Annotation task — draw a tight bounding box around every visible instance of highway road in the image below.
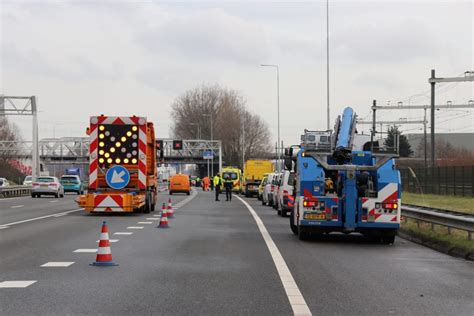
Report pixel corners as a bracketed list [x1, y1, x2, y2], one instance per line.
[1, 190, 473, 315]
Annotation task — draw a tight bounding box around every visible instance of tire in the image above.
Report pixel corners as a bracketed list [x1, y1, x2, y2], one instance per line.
[143, 191, 152, 213]
[169, 191, 173, 195]
[31, 194, 35, 198]
[298, 226, 308, 241]
[262, 199, 266, 206]
[55, 192, 60, 198]
[60, 193, 64, 198]
[187, 191, 190, 195]
[290, 209, 298, 235]
[381, 235, 395, 244]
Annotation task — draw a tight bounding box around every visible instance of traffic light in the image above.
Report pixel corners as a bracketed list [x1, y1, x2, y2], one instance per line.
[156, 140, 163, 150]
[173, 140, 183, 150]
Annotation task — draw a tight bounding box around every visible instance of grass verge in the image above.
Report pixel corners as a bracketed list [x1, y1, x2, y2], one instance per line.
[401, 219, 474, 260]
[402, 192, 474, 215]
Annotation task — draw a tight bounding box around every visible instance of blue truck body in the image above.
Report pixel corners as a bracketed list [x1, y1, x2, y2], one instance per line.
[290, 107, 401, 243]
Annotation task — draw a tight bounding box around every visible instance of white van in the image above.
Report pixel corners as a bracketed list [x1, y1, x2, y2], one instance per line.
[277, 170, 295, 216]
[263, 172, 276, 206]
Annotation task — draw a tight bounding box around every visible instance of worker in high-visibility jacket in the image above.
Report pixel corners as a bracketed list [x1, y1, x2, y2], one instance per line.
[223, 174, 233, 201]
[213, 174, 222, 201]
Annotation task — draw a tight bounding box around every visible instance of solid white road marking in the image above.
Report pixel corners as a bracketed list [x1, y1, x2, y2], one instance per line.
[0, 209, 82, 228]
[114, 232, 133, 235]
[236, 196, 312, 316]
[0, 281, 37, 288]
[0, 196, 30, 202]
[127, 226, 144, 229]
[0, 226, 10, 230]
[96, 239, 119, 243]
[11, 205, 24, 208]
[73, 249, 97, 253]
[41, 262, 75, 267]
[137, 221, 152, 224]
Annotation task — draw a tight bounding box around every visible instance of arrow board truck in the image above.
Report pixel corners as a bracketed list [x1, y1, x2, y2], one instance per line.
[76, 115, 158, 213]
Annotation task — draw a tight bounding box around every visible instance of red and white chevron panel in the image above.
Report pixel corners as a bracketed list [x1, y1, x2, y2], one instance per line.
[138, 123, 147, 190]
[88, 115, 147, 190]
[89, 118, 99, 189]
[362, 183, 400, 223]
[93, 194, 124, 212]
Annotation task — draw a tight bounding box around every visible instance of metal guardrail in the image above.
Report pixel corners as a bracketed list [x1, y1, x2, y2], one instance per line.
[402, 205, 474, 240]
[0, 186, 32, 198]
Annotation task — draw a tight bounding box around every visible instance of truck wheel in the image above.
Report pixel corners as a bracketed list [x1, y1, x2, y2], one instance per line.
[169, 191, 173, 195]
[143, 191, 152, 213]
[381, 235, 395, 244]
[187, 191, 190, 195]
[298, 226, 308, 241]
[290, 209, 298, 235]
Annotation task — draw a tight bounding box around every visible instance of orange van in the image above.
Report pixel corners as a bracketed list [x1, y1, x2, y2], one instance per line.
[169, 174, 190, 195]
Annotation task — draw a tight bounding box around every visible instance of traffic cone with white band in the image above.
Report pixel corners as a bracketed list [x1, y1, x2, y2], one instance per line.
[167, 198, 174, 218]
[91, 221, 118, 266]
[157, 203, 169, 228]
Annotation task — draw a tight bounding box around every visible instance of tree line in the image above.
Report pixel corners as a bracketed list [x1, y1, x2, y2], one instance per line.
[170, 85, 272, 168]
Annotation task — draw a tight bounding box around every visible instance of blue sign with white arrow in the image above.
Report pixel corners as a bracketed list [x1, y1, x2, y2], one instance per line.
[105, 165, 130, 190]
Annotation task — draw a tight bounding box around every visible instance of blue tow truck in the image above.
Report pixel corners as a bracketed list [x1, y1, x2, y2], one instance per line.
[287, 107, 401, 243]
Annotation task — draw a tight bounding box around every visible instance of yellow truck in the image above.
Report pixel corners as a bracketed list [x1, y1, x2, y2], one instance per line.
[221, 167, 242, 193]
[242, 160, 274, 197]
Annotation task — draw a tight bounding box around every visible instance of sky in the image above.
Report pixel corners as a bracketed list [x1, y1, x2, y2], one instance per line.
[1, 0, 473, 147]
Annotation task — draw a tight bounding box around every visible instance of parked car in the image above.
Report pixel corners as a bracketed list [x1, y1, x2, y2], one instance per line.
[272, 173, 283, 210]
[23, 175, 33, 186]
[31, 176, 64, 198]
[60, 175, 84, 195]
[0, 178, 10, 187]
[258, 174, 268, 201]
[263, 173, 276, 206]
[169, 174, 191, 195]
[276, 170, 295, 216]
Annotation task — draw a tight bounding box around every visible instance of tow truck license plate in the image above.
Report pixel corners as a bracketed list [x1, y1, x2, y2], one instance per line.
[304, 213, 325, 220]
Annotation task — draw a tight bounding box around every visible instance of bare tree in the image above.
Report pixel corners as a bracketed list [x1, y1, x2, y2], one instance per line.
[171, 85, 272, 168]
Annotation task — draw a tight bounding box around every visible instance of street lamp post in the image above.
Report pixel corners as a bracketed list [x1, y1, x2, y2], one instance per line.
[261, 64, 280, 172]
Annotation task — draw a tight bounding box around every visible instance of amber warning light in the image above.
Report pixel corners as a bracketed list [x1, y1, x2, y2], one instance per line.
[98, 124, 139, 167]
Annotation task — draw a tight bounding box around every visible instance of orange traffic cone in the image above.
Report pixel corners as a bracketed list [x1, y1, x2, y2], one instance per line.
[157, 203, 169, 228]
[167, 198, 174, 218]
[91, 221, 118, 266]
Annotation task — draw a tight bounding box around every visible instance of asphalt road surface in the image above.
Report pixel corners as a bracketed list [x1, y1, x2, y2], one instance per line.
[1, 190, 473, 315]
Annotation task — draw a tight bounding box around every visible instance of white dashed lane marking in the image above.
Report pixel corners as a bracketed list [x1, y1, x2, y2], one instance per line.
[0, 281, 37, 288]
[146, 218, 160, 221]
[137, 222, 152, 224]
[50, 200, 59, 203]
[0, 209, 82, 228]
[73, 249, 97, 253]
[127, 226, 144, 229]
[41, 262, 75, 267]
[114, 232, 133, 235]
[236, 196, 312, 316]
[0, 226, 9, 230]
[10, 205, 24, 209]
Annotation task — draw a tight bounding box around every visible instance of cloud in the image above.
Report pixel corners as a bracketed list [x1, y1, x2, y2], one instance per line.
[137, 8, 270, 64]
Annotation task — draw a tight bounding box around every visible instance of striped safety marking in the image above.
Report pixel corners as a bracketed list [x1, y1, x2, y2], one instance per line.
[362, 183, 400, 223]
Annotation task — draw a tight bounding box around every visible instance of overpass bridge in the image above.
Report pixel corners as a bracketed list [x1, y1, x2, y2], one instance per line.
[0, 138, 223, 172]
